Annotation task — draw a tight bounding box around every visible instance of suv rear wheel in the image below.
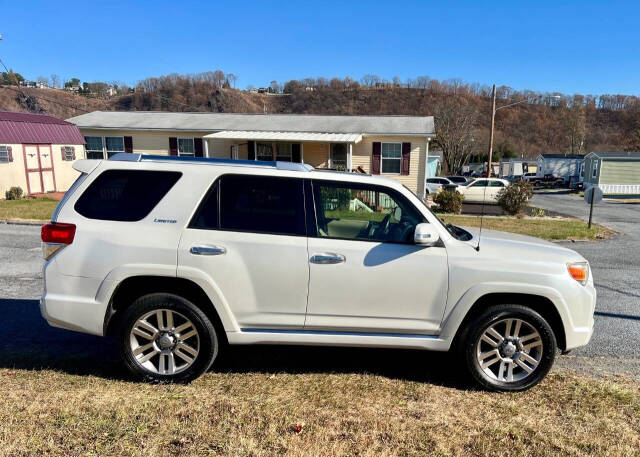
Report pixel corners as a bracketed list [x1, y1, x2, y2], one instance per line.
[119, 293, 219, 383]
[459, 304, 557, 392]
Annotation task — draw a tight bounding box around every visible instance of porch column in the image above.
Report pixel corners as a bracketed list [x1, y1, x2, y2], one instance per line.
[348, 143, 353, 171]
[203, 138, 210, 158]
[421, 137, 430, 199]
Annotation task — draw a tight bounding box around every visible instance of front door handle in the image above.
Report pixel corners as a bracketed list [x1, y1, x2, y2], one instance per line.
[190, 245, 226, 256]
[310, 252, 346, 264]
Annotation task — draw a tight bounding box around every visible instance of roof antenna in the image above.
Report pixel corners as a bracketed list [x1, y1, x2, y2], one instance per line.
[475, 172, 488, 252]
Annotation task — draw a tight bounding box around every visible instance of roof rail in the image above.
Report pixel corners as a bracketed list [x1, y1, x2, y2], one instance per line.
[108, 153, 314, 172]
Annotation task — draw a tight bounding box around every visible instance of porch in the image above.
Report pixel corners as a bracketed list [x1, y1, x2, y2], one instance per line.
[202, 131, 362, 171]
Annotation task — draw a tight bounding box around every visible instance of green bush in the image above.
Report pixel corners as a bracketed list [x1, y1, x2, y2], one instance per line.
[433, 189, 464, 214]
[5, 187, 24, 200]
[497, 181, 533, 215]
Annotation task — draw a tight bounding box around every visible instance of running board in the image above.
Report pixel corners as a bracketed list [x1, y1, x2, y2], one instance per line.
[226, 328, 452, 351]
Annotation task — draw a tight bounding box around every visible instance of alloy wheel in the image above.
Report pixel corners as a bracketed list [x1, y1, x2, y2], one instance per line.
[475, 318, 543, 383]
[129, 308, 200, 375]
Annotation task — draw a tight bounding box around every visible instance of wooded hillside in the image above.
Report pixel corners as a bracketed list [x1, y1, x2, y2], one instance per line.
[2, 72, 639, 160]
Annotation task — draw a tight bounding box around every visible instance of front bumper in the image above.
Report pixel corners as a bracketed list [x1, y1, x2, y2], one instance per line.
[562, 282, 596, 351]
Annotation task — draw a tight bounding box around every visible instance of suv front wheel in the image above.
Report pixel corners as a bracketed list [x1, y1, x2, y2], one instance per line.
[459, 304, 557, 392]
[119, 293, 219, 383]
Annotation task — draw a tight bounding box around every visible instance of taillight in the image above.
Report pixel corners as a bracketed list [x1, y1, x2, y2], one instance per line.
[41, 223, 76, 260]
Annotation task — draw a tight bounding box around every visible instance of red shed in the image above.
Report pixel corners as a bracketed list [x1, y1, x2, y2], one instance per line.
[0, 110, 86, 197]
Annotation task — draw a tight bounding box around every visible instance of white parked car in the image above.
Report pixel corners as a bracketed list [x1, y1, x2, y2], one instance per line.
[40, 154, 595, 391]
[425, 177, 455, 194]
[457, 178, 510, 203]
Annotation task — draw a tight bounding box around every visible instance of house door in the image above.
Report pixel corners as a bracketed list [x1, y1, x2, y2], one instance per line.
[24, 144, 56, 195]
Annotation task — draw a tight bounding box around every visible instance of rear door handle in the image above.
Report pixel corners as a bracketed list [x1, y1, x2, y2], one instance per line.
[190, 245, 226, 256]
[310, 252, 345, 264]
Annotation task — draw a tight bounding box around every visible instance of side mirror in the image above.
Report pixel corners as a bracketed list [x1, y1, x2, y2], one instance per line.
[414, 223, 440, 246]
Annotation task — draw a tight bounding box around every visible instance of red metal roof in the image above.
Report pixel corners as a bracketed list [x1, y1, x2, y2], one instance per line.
[0, 110, 85, 145]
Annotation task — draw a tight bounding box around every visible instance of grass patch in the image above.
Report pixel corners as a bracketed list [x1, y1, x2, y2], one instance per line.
[439, 214, 611, 241]
[0, 368, 638, 456]
[0, 197, 58, 221]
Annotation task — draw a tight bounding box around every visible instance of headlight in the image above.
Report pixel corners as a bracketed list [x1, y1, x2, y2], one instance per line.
[567, 262, 589, 285]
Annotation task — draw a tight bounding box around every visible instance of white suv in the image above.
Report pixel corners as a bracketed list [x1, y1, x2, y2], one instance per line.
[40, 154, 595, 391]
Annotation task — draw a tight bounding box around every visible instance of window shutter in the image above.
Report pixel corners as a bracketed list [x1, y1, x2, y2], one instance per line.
[194, 138, 204, 157]
[169, 137, 178, 156]
[7, 146, 12, 162]
[247, 141, 256, 160]
[71, 146, 76, 160]
[61, 146, 67, 161]
[401, 142, 411, 175]
[371, 142, 381, 174]
[292, 143, 301, 163]
[124, 136, 133, 153]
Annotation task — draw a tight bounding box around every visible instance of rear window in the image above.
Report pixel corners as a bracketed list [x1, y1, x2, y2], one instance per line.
[75, 169, 181, 221]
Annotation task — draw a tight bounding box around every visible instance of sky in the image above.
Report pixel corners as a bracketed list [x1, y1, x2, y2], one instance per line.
[1, 0, 639, 95]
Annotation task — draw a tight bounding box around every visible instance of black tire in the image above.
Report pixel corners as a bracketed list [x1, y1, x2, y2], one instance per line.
[119, 293, 219, 383]
[457, 304, 556, 392]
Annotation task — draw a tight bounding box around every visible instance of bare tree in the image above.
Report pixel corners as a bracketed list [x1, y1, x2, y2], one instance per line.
[269, 80, 280, 93]
[227, 73, 237, 88]
[50, 74, 60, 88]
[563, 95, 586, 154]
[361, 74, 380, 87]
[432, 97, 479, 174]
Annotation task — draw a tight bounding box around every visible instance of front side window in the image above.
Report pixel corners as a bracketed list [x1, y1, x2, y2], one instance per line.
[75, 170, 181, 221]
[470, 180, 488, 187]
[381, 143, 402, 174]
[0, 146, 8, 163]
[313, 181, 424, 243]
[178, 138, 195, 156]
[217, 175, 305, 236]
[85, 136, 104, 160]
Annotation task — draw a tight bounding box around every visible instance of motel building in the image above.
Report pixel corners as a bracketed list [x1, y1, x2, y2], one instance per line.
[67, 112, 436, 198]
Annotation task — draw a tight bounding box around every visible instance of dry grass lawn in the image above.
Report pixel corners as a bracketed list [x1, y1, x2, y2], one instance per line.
[0, 197, 58, 221]
[1, 368, 639, 457]
[439, 215, 612, 241]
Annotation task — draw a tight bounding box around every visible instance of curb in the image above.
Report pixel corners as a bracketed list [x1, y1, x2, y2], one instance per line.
[0, 219, 47, 226]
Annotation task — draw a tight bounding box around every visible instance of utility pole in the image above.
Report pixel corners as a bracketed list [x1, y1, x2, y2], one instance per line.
[487, 84, 497, 178]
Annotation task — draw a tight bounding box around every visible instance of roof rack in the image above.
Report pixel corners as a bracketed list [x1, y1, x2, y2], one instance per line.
[108, 153, 314, 172]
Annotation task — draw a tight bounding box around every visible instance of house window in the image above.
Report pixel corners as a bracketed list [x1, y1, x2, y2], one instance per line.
[105, 137, 124, 158]
[178, 138, 195, 156]
[0, 146, 9, 163]
[84, 136, 124, 159]
[381, 143, 402, 174]
[275, 143, 292, 161]
[257, 142, 274, 161]
[85, 136, 104, 159]
[592, 160, 598, 178]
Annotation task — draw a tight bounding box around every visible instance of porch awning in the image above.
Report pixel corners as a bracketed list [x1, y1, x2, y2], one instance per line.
[203, 130, 362, 143]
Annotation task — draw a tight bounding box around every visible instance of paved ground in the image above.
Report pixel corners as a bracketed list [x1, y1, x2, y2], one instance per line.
[532, 191, 640, 376]
[1, 192, 639, 378]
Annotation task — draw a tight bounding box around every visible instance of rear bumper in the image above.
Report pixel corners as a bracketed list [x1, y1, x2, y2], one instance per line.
[40, 259, 109, 336]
